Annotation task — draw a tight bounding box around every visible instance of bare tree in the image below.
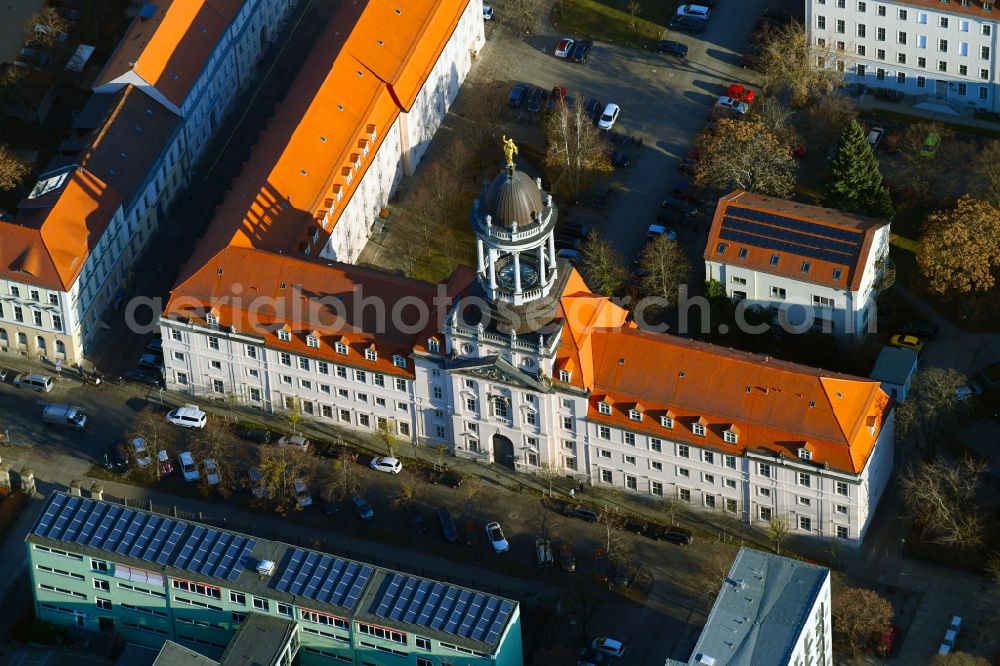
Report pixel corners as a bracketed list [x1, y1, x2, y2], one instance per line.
[799, 94, 857, 157]
[537, 462, 562, 497]
[637, 234, 690, 313]
[749, 96, 800, 147]
[318, 458, 361, 503]
[132, 407, 171, 455]
[768, 515, 790, 555]
[895, 367, 969, 456]
[285, 401, 302, 434]
[973, 141, 1000, 207]
[258, 446, 316, 513]
[504, 0, 547, 33]
[24, 7, 70, 48]
[832, 585, 893, 656]
[659, 494, 685, 527]
[190, 420, 239, 497]
[891, 122, 965, 200]
[544, 96, 613, 199]
[580, 232, 628, 297]
[0, 145, 30, 191]
[759, 21, 844, 106]
[901, 455, 987, 548]
[626, 0, 643, 27]
[468, 81, 509, 144]
[691, 542, 736, 597]
[695, 119, 797, 197]
[375, 425, 398, 458]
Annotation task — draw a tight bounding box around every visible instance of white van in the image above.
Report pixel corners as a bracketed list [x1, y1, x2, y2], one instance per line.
[42, 404, 87, 430]
[165, 405, 207, 429]
[15, 373, 53, 393]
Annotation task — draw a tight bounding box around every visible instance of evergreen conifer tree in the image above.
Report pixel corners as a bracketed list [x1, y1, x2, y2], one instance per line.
[825, 120, 895, 219]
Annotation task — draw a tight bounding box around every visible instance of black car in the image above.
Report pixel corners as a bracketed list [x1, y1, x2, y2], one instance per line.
[656, 40, 688, 57]
[560, 222, 591, 239]
[101, 443, 128, 473]
[555, 236, 581, 252]
[322, 499, 341, 516]
[668, 15, 706, 33]
[527, 87, 544, 113]
[508, 83, 527, 108]
[564, 506, 599, 522]
[570, 39, 592, 63]
[429, 469, 464, 488]
[239, 428, 274, 444]
[900, 320, 939, 340]
[662, 526, 694, 546]
[612, 151, 631, 168]
[660, 196, 699, 216]
[407, 507, 427, 535]
[584, 98, 603, 122]
[125, 366, 164, 386]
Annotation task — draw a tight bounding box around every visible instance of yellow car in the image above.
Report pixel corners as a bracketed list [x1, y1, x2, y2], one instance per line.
[889, 334, 923, 352]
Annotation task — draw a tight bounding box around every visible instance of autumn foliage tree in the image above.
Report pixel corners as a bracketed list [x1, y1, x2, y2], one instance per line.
[758, 21, 844, 106]
[832, 586, 893, 656]
[24, 7, 70, 48]
[695, 119, 796, 197]
[544, 97, 612, 199]
[0, 145, 30, 191]
[917, 197, 1000, 298]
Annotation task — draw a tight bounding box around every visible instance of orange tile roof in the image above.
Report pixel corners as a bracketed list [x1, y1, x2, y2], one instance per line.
[704, 190, 888, 291]
[95, 0, 234, 107]
[898, 0, 998, 20]
[0, 167, 123, 291]
[584, 327, 890, 474]
[165, 246, 474, 374]
[177, 0, 471, 283]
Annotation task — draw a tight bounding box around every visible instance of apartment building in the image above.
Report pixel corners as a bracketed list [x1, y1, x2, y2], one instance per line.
[704, 190, 892, 346]
[668, 548, 832, 666]
[806, 0, 1000, 112]
[162, 162, 894, 548]
[28, 492, 523, 666]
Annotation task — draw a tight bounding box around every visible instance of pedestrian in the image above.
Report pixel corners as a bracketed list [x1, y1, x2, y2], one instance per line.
[568, 488, 575, 499]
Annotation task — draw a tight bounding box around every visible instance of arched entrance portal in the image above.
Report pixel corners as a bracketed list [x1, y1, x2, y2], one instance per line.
[493, 434, 514, 469]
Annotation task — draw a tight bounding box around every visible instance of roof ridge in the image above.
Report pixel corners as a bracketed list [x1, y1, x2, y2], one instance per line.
[80, 85, 135, 168]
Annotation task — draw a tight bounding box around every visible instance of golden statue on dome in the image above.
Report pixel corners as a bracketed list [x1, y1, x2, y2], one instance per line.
[502, 135, 518, 167]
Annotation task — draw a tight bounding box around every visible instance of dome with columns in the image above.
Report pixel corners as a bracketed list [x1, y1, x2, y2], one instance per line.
[471, 154, 559, 308]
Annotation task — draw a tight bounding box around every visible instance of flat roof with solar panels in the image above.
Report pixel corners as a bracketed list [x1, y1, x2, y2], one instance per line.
[27, 493, 519, 654]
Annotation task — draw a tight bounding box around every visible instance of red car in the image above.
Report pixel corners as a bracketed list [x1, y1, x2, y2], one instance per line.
[727, 84, 756, 103]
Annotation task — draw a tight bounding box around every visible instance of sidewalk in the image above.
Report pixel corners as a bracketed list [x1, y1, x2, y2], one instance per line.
[854, 90, 1000, 135]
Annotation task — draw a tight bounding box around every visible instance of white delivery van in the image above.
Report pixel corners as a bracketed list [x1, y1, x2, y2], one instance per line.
[42, 404, 87, 430]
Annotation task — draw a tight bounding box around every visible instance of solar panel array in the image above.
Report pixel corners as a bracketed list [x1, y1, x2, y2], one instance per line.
[274, 548, 373, 610]
[720, 205, 864, 265]
[372, 573, 514, 646]
[34, 494, 185, 566]
[172, 525, 257, 582]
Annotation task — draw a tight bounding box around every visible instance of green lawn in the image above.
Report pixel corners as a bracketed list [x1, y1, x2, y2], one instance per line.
[889, 234, 918, 287]
[550, 0, 666, 48]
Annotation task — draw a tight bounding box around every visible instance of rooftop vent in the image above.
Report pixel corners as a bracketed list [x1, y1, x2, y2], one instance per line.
[257, 560, 275, 576]
[697, 655, 716, 666]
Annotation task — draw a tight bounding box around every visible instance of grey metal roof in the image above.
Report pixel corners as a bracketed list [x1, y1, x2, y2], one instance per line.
[152, 641, 219, 666]
[671, 547, 829, 666]
[219, 613, 296, 666]
[483, 166, 544, 229]
[869, 346, 918, 386]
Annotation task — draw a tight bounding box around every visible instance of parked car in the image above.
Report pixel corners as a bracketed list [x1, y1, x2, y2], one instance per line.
[407, 507, 427, 535]
[178, 451, 199, 482]
[249, 467, 267, 499]
[293, 478, 313, 508]
[546, 86, 567, 110]
[668, 15, 706, 32]
[438, 506, 459, 542]
[899, 320, 938, 340]
[584, 98, 603, 122]
[482, 3, 493, 19]
[611, 151, 631, 168]
[239, 428, 274, 444]
[508, 84, 527, 108]
[564, 506, 599, 522]
[555, 37, 575, 58]
[351, 495, 374, 521]
[138, 353, 164, 373]
[560, 543, 576, 572]
[555, 236, 581, 252]
[165, 405, 207, 429]
[158, 450, 174, 476]
[464, 520, 479, 548]
[660, 196, 699, 216]
[727, 84, 756, 103]
[597, 103, 620, 130]
[646, 224, 678, 241]
[370, 456, 403, 474]
[955, 383, 983, 400]
[203, 459, 220, 485]
[557, 249, 581, 264]
[527, 87, 544, 113]
[920, 132, 941, 158]
[486, 522, 509, 553]
[716, 96, 749, 114]
[570, 39, 592, 63]
[278, 435, 311, 452]
[676, 4, 710, 19]
[322, 499, 340, 515]
[656, 40, 688, 57]
[429, 469, 463, 487]
[591, 638, 626, 658]
[889, 334, 923, 353]
[125, 366, 164, 386]
[536, 538, 554, 567]
[145, 336, 163, 353]
[560, 222, 592, 239]
[130, 437, 152, 468]
[662, 526, 694, 546]
[867, 126, 885, 149]
[594, 548, 609, 583]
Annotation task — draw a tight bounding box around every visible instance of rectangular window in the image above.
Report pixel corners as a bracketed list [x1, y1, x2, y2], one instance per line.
[939, 61, 948, 72]
[395, 378, 406, 391]
[857, 24, 866, 38]
[598, 402, 611, 415]
[857, 45, 866, 57]
[759, 487, 771, 497]
[624, 432, 635, 446]
[599, 426, 611, 440]
[299, 357, 310, 372]
[769, 286, 786, 299]
[876, 26, 885, 40]
[692, 423, 706, 436]
[679, 488, 691, 502]
[230, 592, 246, 604]
[374, 373, 385, 388]
[601, 469, 613, 483]
[253, 597, 269, 611]
[51, 314, 61, 331]
[355, 370, 366, 382]
[416, 637, 432, 650]
[624, 455, 636, 465]
[897, 71, 906, 84]
[981, 68, 991, 79]
[278, 603, 292, 617]
[984, 25, 992, 36]
[799, 496, 812, 507]
[980, 86, 989, 99]
[705, 495, 716, 509]
[317, 361, 329, 374]
[725, 498, 738, 513]
[836, 19, 845, 33]
[725, 478, 737, 489]
[876, 48, 886, 60]
[625, 475, 638, 491]
[836, 481, 849, 496]
[652, 481, 663, 497]
[983, 45, 991, 60]
[878, 4, 886, 16]
[837, 525, 849, 539]
[94, 579, 110, 591]
[677, 444, 690, 458]
[939, 39, 948, 52]
[897, 8, 906, 19]
[759, 506, 772, 521]
[677, 467, 690, 478]
[650, 438, 662, 453]
[817, 15, 826, 29]
[836, 504, 849, 515]
[798, 472, 812, 488]
[876, 68, 886, 80]
[704, 473, 715, 484]
[651, 461, 662, 471]
[759, 463, 772, 478]
[940, 16, 949, 28]
[336, 366, 347, 378]
[724, 456, 737, 470]
[917, 75, 926, 87]
[857, 0, 865, 10]
[96, 598, 112, 611]
[279, 352, 291, 366]
[799, 516, 812, 531]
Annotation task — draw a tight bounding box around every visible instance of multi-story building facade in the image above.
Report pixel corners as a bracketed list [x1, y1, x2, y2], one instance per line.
[806, 0, 1000, 112]
[162, 157, 894, 548]
[668, 547, 832, 666]
[704, 190, 891, 346]
[28, 492, 523, 666]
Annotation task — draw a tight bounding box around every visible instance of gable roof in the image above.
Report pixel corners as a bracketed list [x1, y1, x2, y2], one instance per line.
[177, 0, 471, 282]
[704, 190, 889, 292]
[0, 167, 122, 291]
[95, 0, 238, 107]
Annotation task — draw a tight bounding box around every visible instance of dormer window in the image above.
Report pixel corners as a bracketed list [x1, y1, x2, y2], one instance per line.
[866, 415, 877, 434]
[661, 415, 674, 429]
[738, 248, 748, 260]
[801, 261, 811, 273]
[598, 402, 612, 415]
[833, 268, 843, 280]
[206, 313, 218, 326]
[365, 348, 377, 362]
[559, 370, 571, 382]
[769, 254, 780, 266]
[277, 329, 291, 342]
[724, 430, 738, 444]
[692, 422, 706, 437]
[393, 354, 407, 368]
[798, 448, 813, 460]
[427, 338, 440, 353]
[306, 335, 319, 348]
[335, 341, 348, 355]
[628, 409, 642, 422]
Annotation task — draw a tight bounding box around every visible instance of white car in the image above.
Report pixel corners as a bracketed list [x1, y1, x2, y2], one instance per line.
[482, 4, 493, 19]
[165, 405, 207, 429]
[591, 637, 626, 658]
[716, 96, 749, 114]
[277, 435, 311, 452]
[130, 437, 152, 467]
[485, 521, 509, 553]
[370, 456, 403, 474]
[203, 459, 220, 485]
[179, 451, 199, 482]
[597, 103, 620, 130]
[676, 4, 710, 19]
[555, 37, 575, 58]
[293, 478, 312, 508]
